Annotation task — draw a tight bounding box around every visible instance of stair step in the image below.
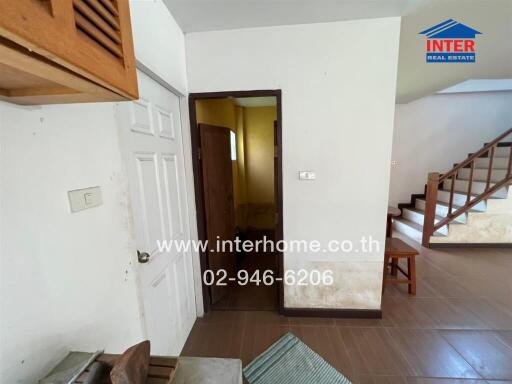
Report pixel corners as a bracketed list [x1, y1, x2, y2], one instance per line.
[393, 218, 422, 243]
[414, 199, 471, 222]
[474, 146, 511, 158]
[437, 189, 488, 210]
[393, 218, 446, 244]
[472, 157, 509, 169]
[458, 168, 508, 183]
[402, 207, 449, 235]
[442, 179, 508, 198]
[485, 145, 511, 157]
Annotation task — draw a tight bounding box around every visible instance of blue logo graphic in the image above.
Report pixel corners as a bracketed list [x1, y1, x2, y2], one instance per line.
[419, 19, 482, 63]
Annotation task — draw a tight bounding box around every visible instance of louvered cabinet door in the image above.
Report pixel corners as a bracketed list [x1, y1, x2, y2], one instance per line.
[0, 0, 138, 100]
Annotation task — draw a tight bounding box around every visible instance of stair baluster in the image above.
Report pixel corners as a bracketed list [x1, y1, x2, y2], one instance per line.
[486, 145, 495, 190]
[508, 143, 512, 177]
[448, 172, 456, 215]
[466, 161, 475, 205]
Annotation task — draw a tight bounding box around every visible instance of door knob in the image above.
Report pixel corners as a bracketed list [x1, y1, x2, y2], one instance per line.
[137, 250, 151, 263]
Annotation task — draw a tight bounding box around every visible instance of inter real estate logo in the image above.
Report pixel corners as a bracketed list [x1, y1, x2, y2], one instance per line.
[419, 19, 481, 63]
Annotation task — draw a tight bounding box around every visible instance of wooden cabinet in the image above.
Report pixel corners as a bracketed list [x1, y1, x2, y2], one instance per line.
[0, 0, 138, 105]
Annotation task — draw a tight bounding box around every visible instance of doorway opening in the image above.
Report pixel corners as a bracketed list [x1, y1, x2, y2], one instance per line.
[189, 90, 283, 313]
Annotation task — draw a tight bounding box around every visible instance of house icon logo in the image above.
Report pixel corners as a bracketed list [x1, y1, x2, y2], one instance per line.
[419, 19, 481, 63]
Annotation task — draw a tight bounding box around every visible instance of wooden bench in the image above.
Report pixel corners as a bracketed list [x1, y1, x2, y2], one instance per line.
[41, 346, 242, 384]
[71, 353, 178, 384]
[383, 238, 418, 295]
[74, 354, 177, 384]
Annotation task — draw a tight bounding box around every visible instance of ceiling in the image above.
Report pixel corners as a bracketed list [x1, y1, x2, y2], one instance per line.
[164, 0, 512, 103]
[163, 0, 426, 33]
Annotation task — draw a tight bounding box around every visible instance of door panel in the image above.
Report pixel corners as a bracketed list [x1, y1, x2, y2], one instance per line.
[131, 98, 153, 135]
[117, 71, 195, 355]
[135, 152, 166, 254]
[156, 106, 176, 140]
[162, 154, 183, 238]
[199, 124, 236, 304]
[145, 267, 179, 354]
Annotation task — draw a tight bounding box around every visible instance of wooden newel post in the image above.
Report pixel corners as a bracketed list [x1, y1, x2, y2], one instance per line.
[422, 172, 440, 248]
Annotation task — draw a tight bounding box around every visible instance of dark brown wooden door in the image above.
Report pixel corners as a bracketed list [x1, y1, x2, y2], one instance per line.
[274, 120, 278, 228]
[199, 124, 236, 304]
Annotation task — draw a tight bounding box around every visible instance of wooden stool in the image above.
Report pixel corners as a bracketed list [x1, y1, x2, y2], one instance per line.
[383, 238, 418, 295]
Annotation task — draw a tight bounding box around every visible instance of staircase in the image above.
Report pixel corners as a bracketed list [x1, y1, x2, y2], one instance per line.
[394, 128, 512, 247]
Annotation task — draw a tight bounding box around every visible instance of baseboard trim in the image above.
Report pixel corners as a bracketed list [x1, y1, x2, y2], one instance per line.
[280, 307, 382, 319]
[430, 242, 512, 248]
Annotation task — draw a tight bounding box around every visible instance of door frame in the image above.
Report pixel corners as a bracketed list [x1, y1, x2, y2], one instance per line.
[188, 90, 284, 314]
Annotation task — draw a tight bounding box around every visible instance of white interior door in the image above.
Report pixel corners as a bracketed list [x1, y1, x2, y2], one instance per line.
[116, 71, 196, 355]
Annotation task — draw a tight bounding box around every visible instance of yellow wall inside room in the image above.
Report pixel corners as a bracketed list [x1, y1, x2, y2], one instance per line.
[194, 99, 277, 230]
[195, 99, 237, 131]
[244, 106, 277, 205]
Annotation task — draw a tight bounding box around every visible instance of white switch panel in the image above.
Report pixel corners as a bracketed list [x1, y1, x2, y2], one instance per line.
[299, 171, 316, 180]
[68, 186, 102, 212]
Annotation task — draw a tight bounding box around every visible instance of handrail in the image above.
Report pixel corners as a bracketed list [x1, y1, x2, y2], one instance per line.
[422, 127, 512, 247]
[439, 127, 512, 182]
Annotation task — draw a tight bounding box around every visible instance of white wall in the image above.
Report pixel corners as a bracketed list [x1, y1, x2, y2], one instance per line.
[0, 1, 192, 382]
[186, 18, 401, 310]
[0, 103, 143, 383]
[390, 92, 512, 207]
[130, 0, 188, 95]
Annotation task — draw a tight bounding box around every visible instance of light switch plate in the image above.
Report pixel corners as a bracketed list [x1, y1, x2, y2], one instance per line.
[68, 186, 102, 212]
[299, 171, 316, 180]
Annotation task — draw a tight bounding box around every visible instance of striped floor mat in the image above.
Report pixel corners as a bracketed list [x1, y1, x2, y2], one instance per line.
[243, 333, 352, 384]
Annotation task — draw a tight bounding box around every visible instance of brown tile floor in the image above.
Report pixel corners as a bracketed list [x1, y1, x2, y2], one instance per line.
[211, 252, 278, 311]
[181, 235, 512, 383]
[212, 230, 279, 311]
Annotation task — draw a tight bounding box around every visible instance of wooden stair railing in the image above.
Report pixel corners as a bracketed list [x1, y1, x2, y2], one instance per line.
[422, 127, 512, 247]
